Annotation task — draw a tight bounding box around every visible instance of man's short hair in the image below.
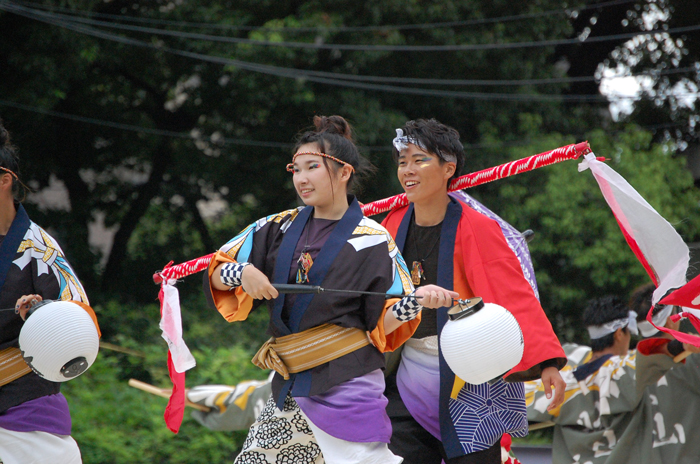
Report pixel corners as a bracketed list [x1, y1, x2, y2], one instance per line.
[583, 296, 629, 352]
[629, 283, 659, 321]
[392, 119, 465, 182]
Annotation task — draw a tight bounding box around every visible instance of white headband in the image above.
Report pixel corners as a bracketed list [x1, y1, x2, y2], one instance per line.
[392, 129, 457, 163]
[587, 310, 638, 340]
[637, 304, 674, 338]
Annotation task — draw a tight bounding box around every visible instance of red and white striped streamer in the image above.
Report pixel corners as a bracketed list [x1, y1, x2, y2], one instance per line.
[154, 141, 591, 283]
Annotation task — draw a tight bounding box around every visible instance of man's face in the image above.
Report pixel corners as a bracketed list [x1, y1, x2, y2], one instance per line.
[397, 144, 455, 205]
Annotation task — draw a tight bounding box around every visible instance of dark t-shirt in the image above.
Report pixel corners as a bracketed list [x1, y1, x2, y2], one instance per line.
[283, 217, 338, 325]
[401, 218, 442, 339]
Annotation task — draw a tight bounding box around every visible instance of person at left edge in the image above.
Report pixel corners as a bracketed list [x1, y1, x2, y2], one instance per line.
[0, 120, 100, 464]
[204, 115, 458, 464]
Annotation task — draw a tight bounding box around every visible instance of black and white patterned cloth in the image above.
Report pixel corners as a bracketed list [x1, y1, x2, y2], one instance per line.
[220, 262, 250, 288]
[391, 293, 422, 322]
[234, 395, 323, 464]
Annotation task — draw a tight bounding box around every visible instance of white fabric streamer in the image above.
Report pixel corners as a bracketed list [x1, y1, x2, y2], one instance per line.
[159, 279, 196, 373]
[578, 153, 689, 308]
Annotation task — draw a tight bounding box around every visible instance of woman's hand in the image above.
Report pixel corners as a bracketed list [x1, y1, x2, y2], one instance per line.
[15, 294, 43, 321]
[415, 285, 459, 309]
[240, 265, 279, 300]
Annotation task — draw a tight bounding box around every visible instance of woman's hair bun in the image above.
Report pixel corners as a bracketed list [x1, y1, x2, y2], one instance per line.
[313, 115, 353, 141]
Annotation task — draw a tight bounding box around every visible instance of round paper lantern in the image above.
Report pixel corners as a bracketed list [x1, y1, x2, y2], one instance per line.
[19, 300, 99, 382]
[440, 297, 523, 385]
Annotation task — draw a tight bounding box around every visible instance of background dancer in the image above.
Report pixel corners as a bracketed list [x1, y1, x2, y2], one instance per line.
[526, 289, 700, 463]
[382, 119, 567, 464]
[0, 120, 99, 464]
[205, 115, 457, 464]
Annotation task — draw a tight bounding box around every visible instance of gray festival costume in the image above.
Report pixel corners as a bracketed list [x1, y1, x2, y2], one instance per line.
[526, 343, 700, 464]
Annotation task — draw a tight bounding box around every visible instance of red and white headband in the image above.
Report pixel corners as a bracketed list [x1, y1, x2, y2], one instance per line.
[286, 152, 355, 173]
[0, 166, 18, 180]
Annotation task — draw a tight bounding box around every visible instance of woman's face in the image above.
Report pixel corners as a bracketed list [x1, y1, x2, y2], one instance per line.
[291, 143, 339, 208]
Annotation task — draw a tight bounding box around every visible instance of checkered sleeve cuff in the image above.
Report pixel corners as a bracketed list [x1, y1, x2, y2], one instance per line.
[220, 262, 250, 288]
[391, 292, 423, 322]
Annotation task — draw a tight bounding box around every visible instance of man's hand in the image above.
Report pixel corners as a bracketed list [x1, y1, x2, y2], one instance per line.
[415, 285, 459, 309]
[541, 366, 566, 411]
[15, 294, 42, 321]
[682, 342, 700, 354]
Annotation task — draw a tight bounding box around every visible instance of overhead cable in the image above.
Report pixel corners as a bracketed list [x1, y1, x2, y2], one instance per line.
[0, 99, 691, 154]
[12, 0, 637, 33]
[0, 99, 294, 149]
[8, 1, 699, 52]
[0, 4, 617, 102]
[4, 2, 695, 102]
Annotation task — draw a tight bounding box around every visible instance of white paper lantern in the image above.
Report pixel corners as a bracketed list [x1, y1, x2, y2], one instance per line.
[19, 300, 99, 382]
[440, 297, 524, 385]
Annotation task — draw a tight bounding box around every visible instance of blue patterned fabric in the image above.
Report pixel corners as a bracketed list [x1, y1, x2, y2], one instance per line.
[448, 379, 528, 454]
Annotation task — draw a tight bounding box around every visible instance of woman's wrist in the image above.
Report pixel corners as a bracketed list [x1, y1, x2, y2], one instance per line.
[220, 262, 251, 288]
[391, 291, 422, 322]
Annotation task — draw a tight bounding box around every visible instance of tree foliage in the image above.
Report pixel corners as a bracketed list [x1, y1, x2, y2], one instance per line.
[0, 1, 699, 460]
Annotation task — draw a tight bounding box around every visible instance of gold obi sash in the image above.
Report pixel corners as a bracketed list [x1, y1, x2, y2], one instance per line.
[252, 324, 371, 380]
[0, 347, 32, 387]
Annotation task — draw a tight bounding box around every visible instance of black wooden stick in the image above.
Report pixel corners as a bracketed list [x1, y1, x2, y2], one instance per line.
[272, 283, 461, 305]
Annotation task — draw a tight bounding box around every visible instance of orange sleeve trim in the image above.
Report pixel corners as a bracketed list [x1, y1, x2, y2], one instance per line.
[70, 301, 101, 338]
[208, 250, 255, 322]
[369, 298, 421, 353]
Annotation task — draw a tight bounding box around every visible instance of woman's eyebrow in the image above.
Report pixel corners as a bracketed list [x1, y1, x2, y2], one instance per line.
[294, 159, 321, 167]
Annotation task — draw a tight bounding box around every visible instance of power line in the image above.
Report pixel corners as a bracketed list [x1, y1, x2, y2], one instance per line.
[12, 0, 637, 33]
[4, 3, 696, 103]
[1, 99, 691, 158]
[0, 99, 293, 149]
[0, 4, 613, 102]
[16, 1, 698, 89]
[7, 1, 698, 52]
[3, 2, 696, 90]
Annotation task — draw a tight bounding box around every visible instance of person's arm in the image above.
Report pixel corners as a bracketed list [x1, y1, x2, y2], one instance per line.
[459, 213, 566, 380]
[382, 285, 460, 334]
[635, 338, 700, 400]
[212, 262, 278, 300]
[539, 359, 567, 411]
[205, 213, 289, 321]
[26, 225, 98, 332]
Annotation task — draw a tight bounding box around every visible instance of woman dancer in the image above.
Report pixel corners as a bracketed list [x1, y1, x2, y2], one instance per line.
[206, 115, 457, 464]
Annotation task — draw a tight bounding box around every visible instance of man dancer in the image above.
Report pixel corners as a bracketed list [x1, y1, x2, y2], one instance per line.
[381, 119, 566, 463]
[526, 290, 700, 463]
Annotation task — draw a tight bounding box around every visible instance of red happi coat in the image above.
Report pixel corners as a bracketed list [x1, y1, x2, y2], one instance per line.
[382, 199, 565, 383]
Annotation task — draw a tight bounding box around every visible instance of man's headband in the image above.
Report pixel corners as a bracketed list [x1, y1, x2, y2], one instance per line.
[637, 304, 675, 337]
[286, 152, 355, 173]
[0, 166, 18, 180]
[392, 128, 457, 164]
[587, 311, 639, 340]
